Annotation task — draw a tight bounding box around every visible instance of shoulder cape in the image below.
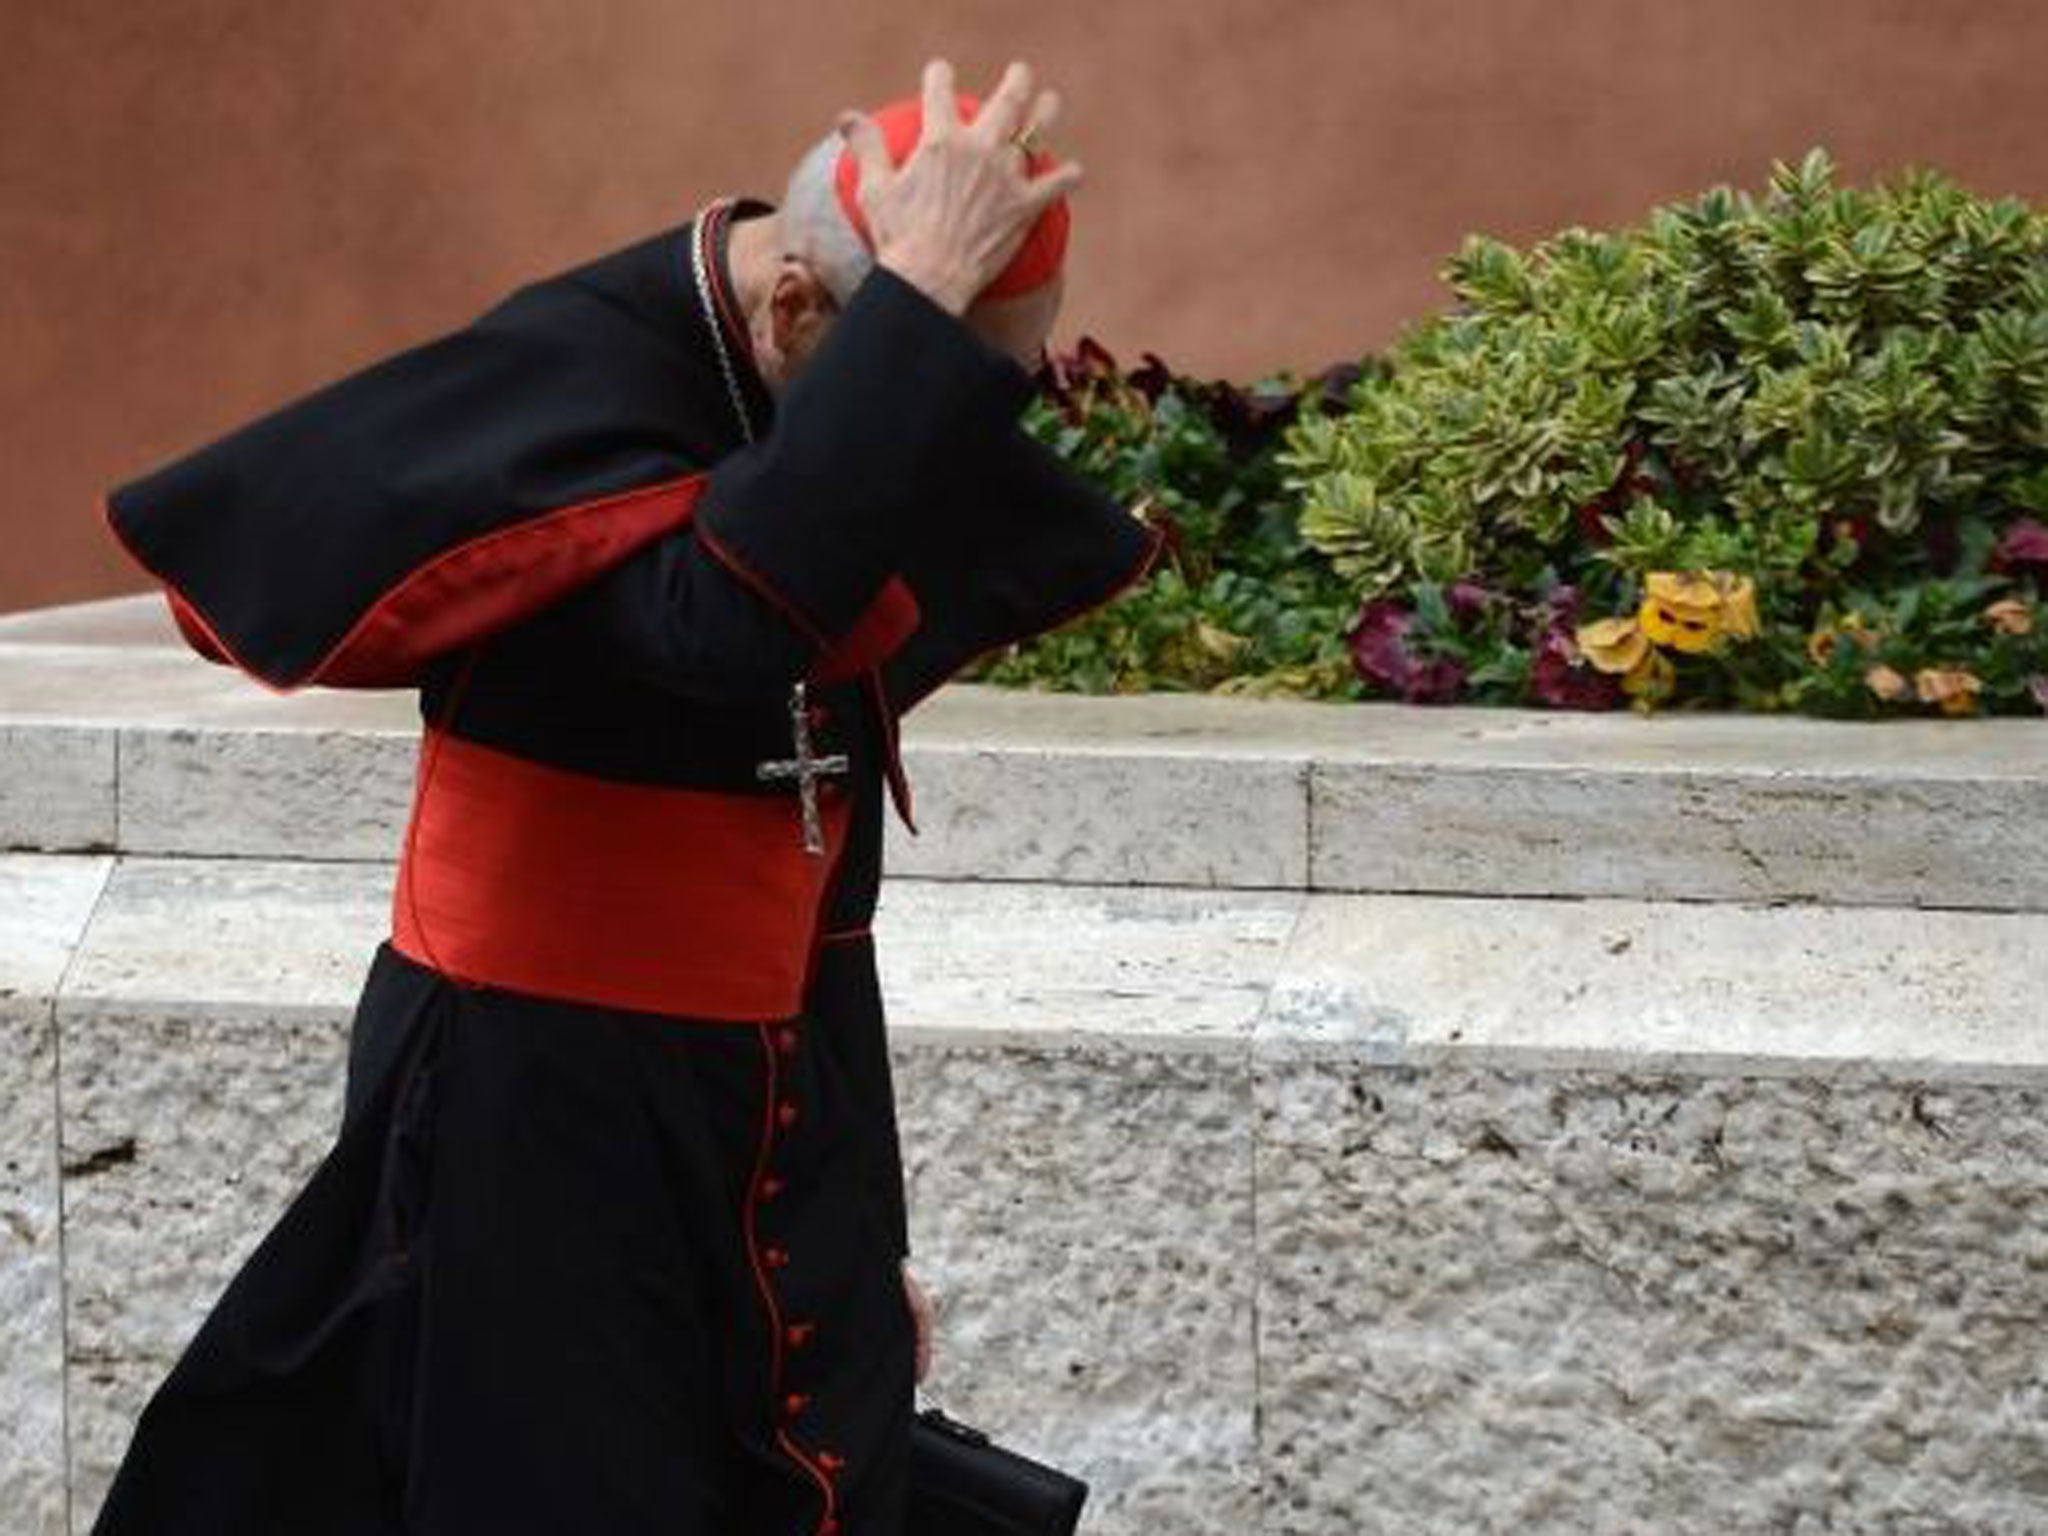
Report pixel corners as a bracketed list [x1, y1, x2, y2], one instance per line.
[104, 205, 1160, 699]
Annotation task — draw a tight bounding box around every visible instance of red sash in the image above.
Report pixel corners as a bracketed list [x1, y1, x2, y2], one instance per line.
[391, 728, 848, 1020]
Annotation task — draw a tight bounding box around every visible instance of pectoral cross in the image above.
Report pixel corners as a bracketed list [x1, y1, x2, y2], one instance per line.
[756, 682, 850, 856]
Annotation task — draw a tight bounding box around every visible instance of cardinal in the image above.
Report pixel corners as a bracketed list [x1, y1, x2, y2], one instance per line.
[91, 59, 1158, 1536]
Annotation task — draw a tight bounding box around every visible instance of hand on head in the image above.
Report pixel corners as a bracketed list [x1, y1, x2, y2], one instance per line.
[838, 60, 1083, 318]
[747, 60, 1078, 390]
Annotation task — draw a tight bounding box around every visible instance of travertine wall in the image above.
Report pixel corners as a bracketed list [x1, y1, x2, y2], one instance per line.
[4, 621, 2047, 1531]
[10, 857, 2048, 1535]
[9, 0, 2048, 611]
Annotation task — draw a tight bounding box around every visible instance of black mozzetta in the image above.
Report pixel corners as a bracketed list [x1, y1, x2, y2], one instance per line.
[694, 265, 1039, 647]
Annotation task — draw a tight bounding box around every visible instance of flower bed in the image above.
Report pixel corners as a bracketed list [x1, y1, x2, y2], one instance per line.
[992, 152, 2047, 716]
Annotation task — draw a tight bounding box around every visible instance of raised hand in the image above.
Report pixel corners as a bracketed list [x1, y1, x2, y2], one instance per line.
[840, 59, 1083, 316]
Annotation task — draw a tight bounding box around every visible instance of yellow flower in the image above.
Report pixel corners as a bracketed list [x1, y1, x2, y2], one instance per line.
[1864, 664, 1913, 703]
[1637, 570, 1758, 654]
[1914, 666, 1984, 717]
[1638, 572, 1722, 653]
[1643, 571, 1717, 605]
[1621, 648, 1675, 704]
[1718, 575, 1760, 640]
[1575, 616, 1650, 675]
[1985, 598, 2034, 637]
[1838, 612, 1880, 651]
[1807, 628, 1839, 666]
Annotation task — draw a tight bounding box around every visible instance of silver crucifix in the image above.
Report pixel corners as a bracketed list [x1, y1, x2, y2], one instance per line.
[756, 682, 850, 856]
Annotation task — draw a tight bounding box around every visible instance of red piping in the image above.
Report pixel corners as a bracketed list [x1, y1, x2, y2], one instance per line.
[900, 514, 1169, 715]
[394, 645, 486, 981]
[743, 1024, 789, 1392]
[699, 202, 756, 371]
[743, 1024, 843, 1535]
[101, 472, 706, 691]
[696, 521, 832, 651]
[302, 474, 704, 686]
[101, 496, 292, 695]
[865, 668, 916, 833]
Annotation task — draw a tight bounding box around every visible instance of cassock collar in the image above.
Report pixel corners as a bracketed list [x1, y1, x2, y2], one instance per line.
[700, 197, 779, 441]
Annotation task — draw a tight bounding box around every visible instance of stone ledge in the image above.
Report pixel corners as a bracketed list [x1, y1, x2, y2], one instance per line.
[14, 854, 2043, 1082]
[1259, 894, 2048, 1085]
[4, 597, 2046, 909]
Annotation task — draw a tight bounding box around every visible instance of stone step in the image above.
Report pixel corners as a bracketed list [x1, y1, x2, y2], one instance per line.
[3, 595, 2046, 909]
[15, 852, 2045, 1079]
[7, 849, 2046, 1534]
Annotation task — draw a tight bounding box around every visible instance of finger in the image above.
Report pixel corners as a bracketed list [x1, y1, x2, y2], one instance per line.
[905, 1273, 933, 1381]
[837, 110, 890, 183]
[1022, 159, 1086, 211]
[1009, 90, 1062, 170]
[1021, 88, 1062, 143]
[973, 60, 1034, 145]
[920, 58, 959, 142]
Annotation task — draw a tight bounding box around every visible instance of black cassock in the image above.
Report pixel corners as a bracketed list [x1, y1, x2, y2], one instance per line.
[94, 199, 1158, 1536]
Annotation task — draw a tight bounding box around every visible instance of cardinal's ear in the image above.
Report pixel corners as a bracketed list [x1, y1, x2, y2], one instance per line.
[759, 259, 840, 386]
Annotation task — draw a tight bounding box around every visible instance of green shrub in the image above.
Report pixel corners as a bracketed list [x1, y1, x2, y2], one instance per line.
[973, 342, 1365, 696]
[1281, 150, 2048, 715]
[995, 152, 2047, 715]
[1285, 151, 2048, 603]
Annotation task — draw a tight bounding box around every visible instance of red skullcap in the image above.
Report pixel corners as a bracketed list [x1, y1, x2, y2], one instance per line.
[833, 93, 1071, 302]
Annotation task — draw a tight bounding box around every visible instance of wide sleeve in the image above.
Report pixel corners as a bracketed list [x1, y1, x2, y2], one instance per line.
[691, 266, 1036, 643]
[583, 277, 1165, 708]
[105, 214, 1071, 701]
[104, 227, 729, 691]
[559, 265, 1042, 699]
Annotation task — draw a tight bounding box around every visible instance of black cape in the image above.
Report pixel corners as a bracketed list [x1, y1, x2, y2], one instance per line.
[90, 204, 1159, 1536]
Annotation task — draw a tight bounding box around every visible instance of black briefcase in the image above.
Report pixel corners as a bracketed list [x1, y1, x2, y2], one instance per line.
[906, 1405, 1090, 1535]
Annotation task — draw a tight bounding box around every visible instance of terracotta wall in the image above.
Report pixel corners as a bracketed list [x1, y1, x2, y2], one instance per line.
[6, 0, 2048, 612]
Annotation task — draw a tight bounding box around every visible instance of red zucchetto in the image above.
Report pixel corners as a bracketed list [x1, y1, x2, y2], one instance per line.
[833, 93, 1071, 301]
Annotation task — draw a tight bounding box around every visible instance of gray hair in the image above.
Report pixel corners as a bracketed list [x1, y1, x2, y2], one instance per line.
[781, 132, 876, 307]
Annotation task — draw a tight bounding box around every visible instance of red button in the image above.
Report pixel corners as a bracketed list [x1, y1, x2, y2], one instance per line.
[777, 1100, 800, 1130]
[786, 1320, 816, 1350]
[762, 1247, 790, 1269]
[775, 1027, 800, 1056]
[820, 1521, 840, 1536]
[818, 1450, 848, 1474]
[783, 1392, 811, 1419]
[759, 1175, 785, 1202]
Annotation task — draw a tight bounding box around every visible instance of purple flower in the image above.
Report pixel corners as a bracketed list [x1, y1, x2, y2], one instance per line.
[1347, 600, 1467, 703]
[1347, 601, 1413, 694]
[1446, 579, 1495, 623]
[1202, 379, 1301, 457]
[1128, 352, 1175, 405]
[1313, 361, 1367, 412]
[1529, 625, 1622, 711]
[1995, 518, 2048, 584]
[1042, 337, 1120, 402]
[1403, 655, 1469, 704]
[1071, 336, 1120, 380]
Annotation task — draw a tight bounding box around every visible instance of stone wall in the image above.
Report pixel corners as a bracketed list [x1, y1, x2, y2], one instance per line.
[4, 620, 2045, 1533]
[8, 856, 2047, 1535]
